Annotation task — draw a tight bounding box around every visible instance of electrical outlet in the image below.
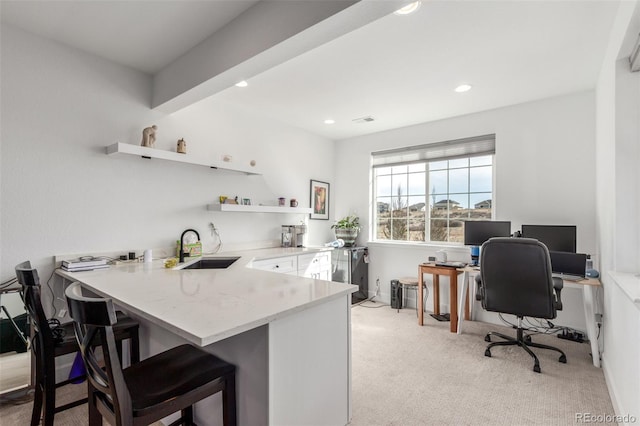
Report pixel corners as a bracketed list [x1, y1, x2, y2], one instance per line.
[595, 313, 603, 323]
[58, 308, 67, 318]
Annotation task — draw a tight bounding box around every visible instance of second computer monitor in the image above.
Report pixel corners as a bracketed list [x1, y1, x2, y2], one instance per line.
[463, 220, 512, 246]
[521, 224, 577, 253]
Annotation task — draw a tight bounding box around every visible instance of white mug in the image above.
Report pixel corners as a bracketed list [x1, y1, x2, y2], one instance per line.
[144, 249, 153, 263]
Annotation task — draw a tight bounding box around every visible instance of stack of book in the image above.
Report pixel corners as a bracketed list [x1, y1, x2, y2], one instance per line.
[61, 258, 109, 272]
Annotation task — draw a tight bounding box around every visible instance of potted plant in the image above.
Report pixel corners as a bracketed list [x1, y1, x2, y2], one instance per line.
[331, 215, 360, 247]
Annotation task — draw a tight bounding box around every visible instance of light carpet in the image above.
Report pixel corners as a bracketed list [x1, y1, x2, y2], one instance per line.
[0, 302, 614, 425]
[348, 302, 614, 426]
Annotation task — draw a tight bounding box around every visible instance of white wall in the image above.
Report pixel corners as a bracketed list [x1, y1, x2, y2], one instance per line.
[614, 56, 640, 272]
[334, 91, 597, 331]
[595, 1, 640, 421]
[0, 25, 336, 316]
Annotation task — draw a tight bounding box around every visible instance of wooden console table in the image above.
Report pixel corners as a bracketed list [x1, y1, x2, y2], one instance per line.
[417, 263, 470, 332]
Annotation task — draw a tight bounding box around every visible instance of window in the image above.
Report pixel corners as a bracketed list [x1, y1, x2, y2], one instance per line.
[372, 135, 495, 243]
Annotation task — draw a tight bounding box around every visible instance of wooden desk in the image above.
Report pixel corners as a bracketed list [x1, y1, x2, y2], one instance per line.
[417, 263, 470, 332]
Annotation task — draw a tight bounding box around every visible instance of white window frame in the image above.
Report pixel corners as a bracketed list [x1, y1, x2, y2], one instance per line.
[371, 134, 496, 245]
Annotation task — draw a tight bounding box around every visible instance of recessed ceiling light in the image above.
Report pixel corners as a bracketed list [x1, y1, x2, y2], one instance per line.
[454, 84, 472, 93]
[235, 80, 248, 87]
[394, 1, 421, 15]
[324, 119, 335, 125]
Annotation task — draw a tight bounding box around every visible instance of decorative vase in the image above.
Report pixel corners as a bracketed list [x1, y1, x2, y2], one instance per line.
[334, 228, 359, 247]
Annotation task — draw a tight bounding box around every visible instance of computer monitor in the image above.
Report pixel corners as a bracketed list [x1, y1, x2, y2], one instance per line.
[549, 251, 587, 278]
[521, 225, 577, 253]
[463, 221, 512, 246]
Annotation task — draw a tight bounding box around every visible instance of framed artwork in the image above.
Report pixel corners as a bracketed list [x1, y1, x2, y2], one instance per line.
[310, 179, 330, 220]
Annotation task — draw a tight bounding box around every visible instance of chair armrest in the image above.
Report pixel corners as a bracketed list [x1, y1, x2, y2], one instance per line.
[552, 277, 563, 311]
[475, 274, 483, 301]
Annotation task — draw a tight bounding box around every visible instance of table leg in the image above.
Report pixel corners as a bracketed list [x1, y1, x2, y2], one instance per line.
[465, 286, 470, 320]
[449, 270, 458, 333]
[418, 269, 424, 326]
[457, 271, 469, 335]
[433, 274, 440, 315]
[582, 285, 601, 367]
[469, 271, 477, 321]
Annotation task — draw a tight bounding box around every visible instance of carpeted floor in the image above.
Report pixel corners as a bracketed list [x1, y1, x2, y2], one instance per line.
[348, 302, 614, 426]
[0, 302, 614, 425]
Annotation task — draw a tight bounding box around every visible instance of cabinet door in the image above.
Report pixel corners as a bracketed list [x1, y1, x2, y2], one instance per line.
[298, 252, 331, 279]
[251, 256, 297, 274]
[314, 266, 332, 281]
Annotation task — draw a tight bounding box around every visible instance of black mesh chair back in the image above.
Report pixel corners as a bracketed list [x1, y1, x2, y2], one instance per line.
[480, 237, 557, 319]
[65, 282, 237, 426]
[476, 238, 567, 373]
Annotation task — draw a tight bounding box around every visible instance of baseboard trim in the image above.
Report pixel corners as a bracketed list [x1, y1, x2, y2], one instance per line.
[601, 355, 638, 425]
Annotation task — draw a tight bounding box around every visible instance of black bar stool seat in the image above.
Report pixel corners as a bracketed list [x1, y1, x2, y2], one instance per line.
[125, 344, 235, 417]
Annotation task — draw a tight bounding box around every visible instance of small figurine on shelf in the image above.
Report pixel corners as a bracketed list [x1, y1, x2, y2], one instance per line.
[177, 138, 187, 154]
[141, 125, 157, 147]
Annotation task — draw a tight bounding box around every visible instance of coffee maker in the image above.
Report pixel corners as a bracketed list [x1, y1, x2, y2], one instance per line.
[281, 224, 307, 247]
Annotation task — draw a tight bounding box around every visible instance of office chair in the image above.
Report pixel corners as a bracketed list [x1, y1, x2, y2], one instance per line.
[65, 282, 237, 426]
[15, 260, 140, 426]
[475, 238, 567, 373]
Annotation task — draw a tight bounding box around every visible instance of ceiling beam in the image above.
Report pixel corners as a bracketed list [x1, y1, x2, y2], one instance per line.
[152, 0, 412, 113]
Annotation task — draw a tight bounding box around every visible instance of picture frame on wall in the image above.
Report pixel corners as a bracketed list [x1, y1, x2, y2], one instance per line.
[310, 179, 330, 220]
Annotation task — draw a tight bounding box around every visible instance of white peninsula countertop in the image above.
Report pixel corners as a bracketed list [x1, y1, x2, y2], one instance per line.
[57, 246, 356, 425]
[57, 246, 356, 347]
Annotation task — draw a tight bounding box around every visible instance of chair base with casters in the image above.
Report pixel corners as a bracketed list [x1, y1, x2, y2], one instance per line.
[475, 238, 568, 374]
[14, 260, 140, 426]
[65, 282, 237, 426]
[396, 277, 429, 316]
[483, 316, 567, 373]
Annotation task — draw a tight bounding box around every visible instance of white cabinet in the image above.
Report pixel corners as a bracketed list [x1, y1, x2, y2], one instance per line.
[298, 252, 331, 280]
[251, 251, 332, 280]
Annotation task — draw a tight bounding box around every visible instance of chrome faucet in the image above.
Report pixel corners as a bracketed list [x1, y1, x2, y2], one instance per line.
[179, 229, 200, 263]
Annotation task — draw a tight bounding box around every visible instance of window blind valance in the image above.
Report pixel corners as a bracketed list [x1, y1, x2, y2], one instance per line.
[371, 134, 496, 167]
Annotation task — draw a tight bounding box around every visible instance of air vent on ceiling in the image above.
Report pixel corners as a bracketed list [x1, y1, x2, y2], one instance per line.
[352, 116, 375, 123]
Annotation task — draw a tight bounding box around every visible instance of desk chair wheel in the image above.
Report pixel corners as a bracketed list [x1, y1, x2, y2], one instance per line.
[524, 334, 532, 344]
[533, 363, 541, 373]
[484, 349, 491, 357]
[559, 354, 567, 363]
[484, 335, 491, 342]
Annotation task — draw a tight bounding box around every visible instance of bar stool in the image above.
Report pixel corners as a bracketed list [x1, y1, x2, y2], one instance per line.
[15, 261, 140, 426]
[397, 277, 429, 316]
[65, 282, 237, 426]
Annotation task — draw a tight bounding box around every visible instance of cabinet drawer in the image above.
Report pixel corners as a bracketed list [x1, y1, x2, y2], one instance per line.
[251, 256, 297, 274]
[298, 251, 331, 271]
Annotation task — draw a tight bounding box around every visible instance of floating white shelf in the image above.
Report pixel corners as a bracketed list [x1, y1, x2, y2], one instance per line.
[207, 204, 312, 214]
[106, 143, 261, 175]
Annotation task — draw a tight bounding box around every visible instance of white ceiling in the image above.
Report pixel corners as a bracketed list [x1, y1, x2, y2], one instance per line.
[0, 0, 259, 74]
[0, 1, 622, 140]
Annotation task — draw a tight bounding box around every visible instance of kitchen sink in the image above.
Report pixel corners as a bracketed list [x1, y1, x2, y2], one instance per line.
[181, 257, 240, 269]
